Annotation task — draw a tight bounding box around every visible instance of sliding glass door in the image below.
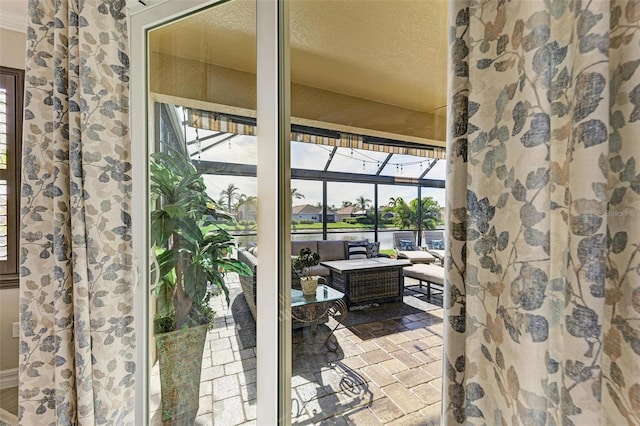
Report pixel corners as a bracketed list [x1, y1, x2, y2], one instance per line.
[130, 1, 289, 424]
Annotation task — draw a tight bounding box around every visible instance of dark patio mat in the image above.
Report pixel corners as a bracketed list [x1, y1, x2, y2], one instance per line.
[341, 287, 442, 327]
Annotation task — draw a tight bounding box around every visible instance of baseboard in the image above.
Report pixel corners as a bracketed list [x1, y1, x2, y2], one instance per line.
[0, 369, 18, 390]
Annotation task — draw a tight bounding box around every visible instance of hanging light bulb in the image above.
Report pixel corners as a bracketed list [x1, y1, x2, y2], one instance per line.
[228, 138, 232, 149]
[400, 164, 404, 174]
[362, 161, 366, 171]
[350, 148, 354, 156]
[420, 161, 423, 170]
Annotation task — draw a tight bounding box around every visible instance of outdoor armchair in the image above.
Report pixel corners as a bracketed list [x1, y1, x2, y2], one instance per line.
[392, 231, 436, 264]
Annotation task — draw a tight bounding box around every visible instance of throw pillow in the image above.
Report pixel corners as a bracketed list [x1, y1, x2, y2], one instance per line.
[348, 243, 368, 259]
[366, 241, 380, 258]
[344, 239, 368, 258]
[399, 239, 416, 251]
[430, 239, 444, 250]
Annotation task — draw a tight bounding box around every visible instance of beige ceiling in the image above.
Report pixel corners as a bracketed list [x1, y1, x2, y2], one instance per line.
[149, 0, 448, 116]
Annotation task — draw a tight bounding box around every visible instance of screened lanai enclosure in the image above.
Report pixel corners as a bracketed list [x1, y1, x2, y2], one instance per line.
[157, 103, 446, 251]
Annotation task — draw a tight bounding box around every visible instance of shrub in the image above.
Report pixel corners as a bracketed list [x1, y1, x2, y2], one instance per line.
[299, 219, 315, 225]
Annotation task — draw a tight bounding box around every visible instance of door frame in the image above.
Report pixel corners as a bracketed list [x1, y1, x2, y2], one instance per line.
[129, 1, 291, 424]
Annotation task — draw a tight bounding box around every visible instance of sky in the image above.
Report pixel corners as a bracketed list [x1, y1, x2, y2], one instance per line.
[185, 113, 447, 210]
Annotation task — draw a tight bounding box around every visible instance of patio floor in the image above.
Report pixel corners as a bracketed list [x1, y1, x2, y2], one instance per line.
[150, 273, 443, 425]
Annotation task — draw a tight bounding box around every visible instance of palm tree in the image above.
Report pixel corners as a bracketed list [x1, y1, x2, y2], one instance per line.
[417, 197, 442, 230]
[220, 183, 240, 213]
[355, 195, 371, 212]
[388, 196, 403, 207]
[236, 195, 257, 219]
[341, 201, 353, 208]
[388, 197, 442, 230]
[291, 187, 305, 202]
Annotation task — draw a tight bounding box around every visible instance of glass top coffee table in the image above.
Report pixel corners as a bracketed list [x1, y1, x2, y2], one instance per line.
[291, 284, 347, 352]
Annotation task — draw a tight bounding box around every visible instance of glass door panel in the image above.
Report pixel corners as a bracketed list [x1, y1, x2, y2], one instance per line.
[289, 1, 447, 423]
[146, 2, 258, 424]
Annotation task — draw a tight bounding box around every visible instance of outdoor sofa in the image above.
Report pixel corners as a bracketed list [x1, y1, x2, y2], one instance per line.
[237, 239, 383, 324]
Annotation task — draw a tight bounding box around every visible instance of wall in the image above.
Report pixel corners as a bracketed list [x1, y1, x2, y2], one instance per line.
[0, 27, 25, 375]
[149, 52, 447, 145]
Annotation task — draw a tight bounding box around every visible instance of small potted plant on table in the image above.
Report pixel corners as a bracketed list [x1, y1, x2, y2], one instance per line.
[292, 247, 322, 297]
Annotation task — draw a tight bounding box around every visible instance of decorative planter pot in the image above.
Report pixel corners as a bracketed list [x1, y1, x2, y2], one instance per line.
[156, 323, 208, 424]
[300, 276, 319, 296]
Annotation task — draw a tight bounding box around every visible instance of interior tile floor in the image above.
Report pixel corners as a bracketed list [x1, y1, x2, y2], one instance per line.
[151, 273, 443, 425]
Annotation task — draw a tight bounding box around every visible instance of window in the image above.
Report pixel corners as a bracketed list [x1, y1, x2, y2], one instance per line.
[0, 67, 24, 288]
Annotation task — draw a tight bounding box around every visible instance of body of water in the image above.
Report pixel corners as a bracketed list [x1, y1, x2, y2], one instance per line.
[234, 229, 421, 251]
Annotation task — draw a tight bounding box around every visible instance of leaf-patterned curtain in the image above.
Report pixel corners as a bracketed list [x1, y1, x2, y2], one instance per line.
[446, 1, 640, 424]
[19, 0, 134, 424]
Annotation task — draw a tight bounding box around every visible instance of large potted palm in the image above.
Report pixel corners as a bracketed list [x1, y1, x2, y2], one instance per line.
[150, 144, 252, 423]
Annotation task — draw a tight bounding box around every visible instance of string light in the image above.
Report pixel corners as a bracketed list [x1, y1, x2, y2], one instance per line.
[313, 145, 433, 174]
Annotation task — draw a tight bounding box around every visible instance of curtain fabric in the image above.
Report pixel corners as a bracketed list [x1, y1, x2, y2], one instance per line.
[19, 0, 134, 424]
[446, 1, 640, 424]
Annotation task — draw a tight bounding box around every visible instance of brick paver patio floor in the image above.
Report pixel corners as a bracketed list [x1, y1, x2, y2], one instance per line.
[150, 274, 443, 425]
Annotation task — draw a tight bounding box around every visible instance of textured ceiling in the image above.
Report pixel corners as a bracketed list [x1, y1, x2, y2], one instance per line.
[149, 0, 448, 115]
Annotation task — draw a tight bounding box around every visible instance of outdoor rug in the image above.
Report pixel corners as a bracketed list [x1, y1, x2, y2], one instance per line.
[341, 286, 443, 327]
[229, 281, 444, 344]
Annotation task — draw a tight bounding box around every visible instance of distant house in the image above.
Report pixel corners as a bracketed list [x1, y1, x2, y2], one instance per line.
[378, 206, 394, 220]
[292, 204, 336, 223]
[335, 206, 360, 222]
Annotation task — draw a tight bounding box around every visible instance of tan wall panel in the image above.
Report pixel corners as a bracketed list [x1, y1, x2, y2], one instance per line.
[0, 29, 26, 70]
[149, 52, 446, 144]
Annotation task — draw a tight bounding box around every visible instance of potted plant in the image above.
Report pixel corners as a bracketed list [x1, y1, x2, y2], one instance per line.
[150, 143, 252, 423]
[292, 247, 322, 296]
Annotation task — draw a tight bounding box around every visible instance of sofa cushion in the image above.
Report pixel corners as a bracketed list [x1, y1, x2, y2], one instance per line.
[317, 240, 347, 261]
[291, 240, 318, 257]
[347, 242, 368, 259]
[306, 265, 330, 277]
[343, 239, 368, 258]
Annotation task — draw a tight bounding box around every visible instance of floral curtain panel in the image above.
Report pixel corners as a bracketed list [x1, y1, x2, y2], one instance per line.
[19, 0, 134, 424]
[446, 1, 640, 424]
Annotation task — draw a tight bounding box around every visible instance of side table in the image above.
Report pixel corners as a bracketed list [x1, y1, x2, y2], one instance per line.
[290, 284, 347, 352]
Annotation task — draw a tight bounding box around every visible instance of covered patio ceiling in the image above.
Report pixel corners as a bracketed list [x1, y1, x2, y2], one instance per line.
[148, 0, 449, 148]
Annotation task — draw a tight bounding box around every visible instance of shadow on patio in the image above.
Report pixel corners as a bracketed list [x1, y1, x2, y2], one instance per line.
[150, 274, 443, 425]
